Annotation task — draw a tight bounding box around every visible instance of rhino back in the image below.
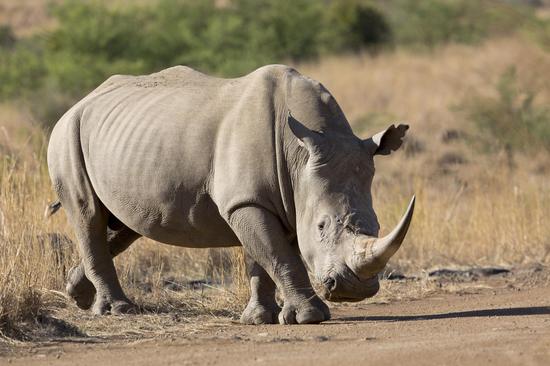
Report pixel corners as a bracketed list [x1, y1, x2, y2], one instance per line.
[66, 65, 290, 246]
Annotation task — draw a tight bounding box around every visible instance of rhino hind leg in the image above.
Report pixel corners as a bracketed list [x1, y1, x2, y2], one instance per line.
[240, 256, 280, 324]
[66, 264, 94, 310]
[55, 183, 136, 314]
[66, 223, 141, 310]
[79, 210, 136, 316]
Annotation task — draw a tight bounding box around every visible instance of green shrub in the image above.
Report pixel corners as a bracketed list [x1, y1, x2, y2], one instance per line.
[234, 0, 324, 63]
[375, 0, 536, 48]
[462, 66, 550, 154]
[25, 0, 391, 124]
[0, 0, 542, 127]
[523, 15, 550, 52]
[0, 25, 16, 49]
[47, 2, 146, 62]
[44, 0, 391, 79]
[321, 0, 392, 52]
[0, 41, 47, 100]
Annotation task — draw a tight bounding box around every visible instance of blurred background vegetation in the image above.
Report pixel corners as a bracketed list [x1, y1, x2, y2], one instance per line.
[1, 0, 550, 339]
[1, 0, 549, 133]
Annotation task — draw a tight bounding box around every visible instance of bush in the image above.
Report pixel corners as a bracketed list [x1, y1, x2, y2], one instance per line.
[321, 0, 392, 52]
[44, 0, 394, 76]
[45, 0, 329, 77]
[20, 0, 392, 125]
[376, 0, 536, 48]
[0, 40, 47, 100]
[462, 66, 550, 154]
[0, 0, 542, 127]
[0, 25, 16, 49]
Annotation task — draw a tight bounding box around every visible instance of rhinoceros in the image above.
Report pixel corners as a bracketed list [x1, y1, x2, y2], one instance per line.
[47, 64, 414, 324]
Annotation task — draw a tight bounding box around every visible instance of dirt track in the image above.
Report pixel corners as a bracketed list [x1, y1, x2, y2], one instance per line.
[4, 277, 550, 366]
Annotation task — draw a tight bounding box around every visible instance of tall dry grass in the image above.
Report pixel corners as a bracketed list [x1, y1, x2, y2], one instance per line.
[0, 159, 65, 339]
[0, 37, 549, 339]
[375, 164, 550, 272]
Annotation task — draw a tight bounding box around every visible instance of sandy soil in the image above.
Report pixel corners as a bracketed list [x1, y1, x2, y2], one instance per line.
[2, 274, 550, 366]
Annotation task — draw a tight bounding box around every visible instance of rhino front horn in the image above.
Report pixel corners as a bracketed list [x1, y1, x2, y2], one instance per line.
[370, 195, 415, 263]
[355, 196, 415, 274]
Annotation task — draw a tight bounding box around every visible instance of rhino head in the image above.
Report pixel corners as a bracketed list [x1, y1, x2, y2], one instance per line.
[289, 118, 415, 302]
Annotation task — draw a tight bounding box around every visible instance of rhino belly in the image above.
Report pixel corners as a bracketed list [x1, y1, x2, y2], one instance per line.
[93, 174, 240, 247]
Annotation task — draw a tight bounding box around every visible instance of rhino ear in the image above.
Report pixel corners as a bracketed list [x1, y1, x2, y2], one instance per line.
[287, 113, 325, 154]
[364, 124, 409, 156]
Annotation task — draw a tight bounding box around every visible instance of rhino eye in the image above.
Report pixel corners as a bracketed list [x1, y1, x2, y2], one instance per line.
[317, 216, 330, 232]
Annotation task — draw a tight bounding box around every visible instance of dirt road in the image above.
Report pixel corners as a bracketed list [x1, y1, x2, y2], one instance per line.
[4, 279, 550, 366]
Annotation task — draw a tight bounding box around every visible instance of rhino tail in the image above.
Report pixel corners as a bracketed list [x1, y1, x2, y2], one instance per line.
[44, 201, 62, 219]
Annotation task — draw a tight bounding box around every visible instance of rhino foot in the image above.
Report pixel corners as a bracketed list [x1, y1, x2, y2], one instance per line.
[240, 301, 280, 325]
[278, 296, 331, 324]
[66, 265, 96, 310]
[92, 296, 138, 315]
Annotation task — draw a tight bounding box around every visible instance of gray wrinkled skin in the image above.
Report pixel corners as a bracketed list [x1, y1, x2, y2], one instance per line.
[47, 65, 410, 324]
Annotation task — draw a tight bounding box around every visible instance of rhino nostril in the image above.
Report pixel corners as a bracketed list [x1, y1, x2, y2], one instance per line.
[323, 277, 337, 292]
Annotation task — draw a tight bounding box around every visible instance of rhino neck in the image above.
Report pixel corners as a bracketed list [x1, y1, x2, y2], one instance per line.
[276, 66, 353, 234]
[279, 111, 321, 236]
[272, 104, 306, 234]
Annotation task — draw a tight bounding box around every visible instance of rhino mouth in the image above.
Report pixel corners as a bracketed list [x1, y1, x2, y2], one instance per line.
[320, 270, 379, 302]
[324, 294, 365, 303]
[322, 288, 378, 302]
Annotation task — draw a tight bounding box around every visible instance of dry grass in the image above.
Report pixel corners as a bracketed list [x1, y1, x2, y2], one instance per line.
[1, 37, 550, 340]
[300, 37, 550, 125]
[0, 0, 58, 37]
[376, 166, 550, 272]
[0, 149, 67, 340]
[0, 0, 153, 37]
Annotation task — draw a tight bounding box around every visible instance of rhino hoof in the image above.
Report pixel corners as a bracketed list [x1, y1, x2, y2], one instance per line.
[278, 299, 331, 324]
[92, 297, 138, 316]
[240, 302, 280, 325]
[66, 265, 96, 310]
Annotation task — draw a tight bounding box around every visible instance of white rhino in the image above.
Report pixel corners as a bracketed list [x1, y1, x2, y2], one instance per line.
[47, 65, 414, 324]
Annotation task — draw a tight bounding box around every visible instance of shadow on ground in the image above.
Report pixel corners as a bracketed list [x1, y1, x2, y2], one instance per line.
[337, 306, 550, 322]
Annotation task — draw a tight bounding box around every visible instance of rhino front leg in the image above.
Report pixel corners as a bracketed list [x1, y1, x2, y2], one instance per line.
[240, 256, 280, 324]
[66, 226, 141, 310]
[228, 206, 330, 324]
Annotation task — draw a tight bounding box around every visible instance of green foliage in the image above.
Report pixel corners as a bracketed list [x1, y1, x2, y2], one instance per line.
[376, 0, 536, 48]
[0, 25, 16, 49]
[393, 0, 487, 46]
[10, 0, 393, 125]
[463, 66, 550, 154]
[523, 15, 550, 52]
[0, 39, 47, 100]
[43, 0, 340, 77]
[0, 0, 542, 126]
[321, 0, 392, 52]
